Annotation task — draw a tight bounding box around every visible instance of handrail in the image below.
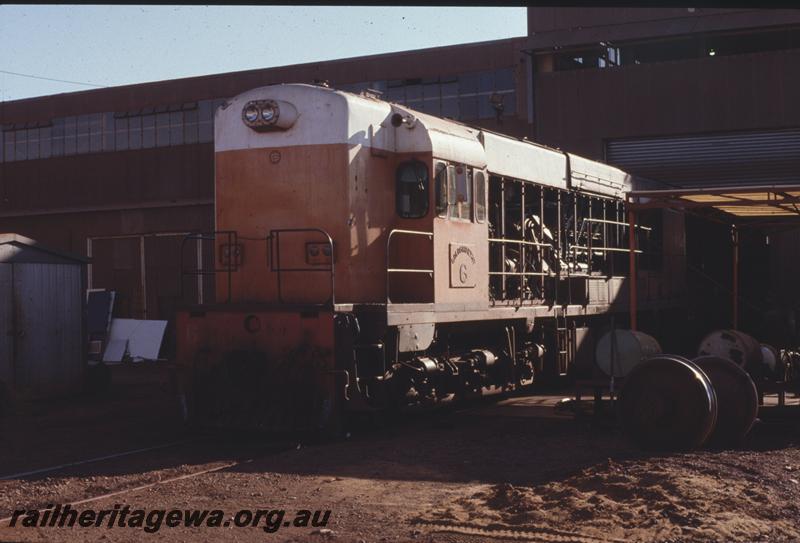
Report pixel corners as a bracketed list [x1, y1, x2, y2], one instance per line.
[581, 218, 653, 232]
[489, 271, 551, 277]
[268, 227, 336, 307]
[386, 228, 433, 304]
[569, 245, 643, 254]
[179, 230, 238, 304]
[488, 237, 555, 249]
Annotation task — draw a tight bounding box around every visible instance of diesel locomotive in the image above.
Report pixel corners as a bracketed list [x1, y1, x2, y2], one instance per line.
[175, 83, 683, 431]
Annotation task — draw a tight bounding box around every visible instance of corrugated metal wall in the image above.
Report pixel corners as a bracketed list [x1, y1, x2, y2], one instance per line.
[0, 262, 84, 395]
[14, 263, 83, 394]
[606, 128, 800, 187]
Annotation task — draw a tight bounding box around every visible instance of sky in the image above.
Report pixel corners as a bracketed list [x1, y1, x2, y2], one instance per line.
[0, 5, 527, 102]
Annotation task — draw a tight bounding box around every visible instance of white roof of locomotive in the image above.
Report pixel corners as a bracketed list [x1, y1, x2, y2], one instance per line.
[215, 83, 633, 197]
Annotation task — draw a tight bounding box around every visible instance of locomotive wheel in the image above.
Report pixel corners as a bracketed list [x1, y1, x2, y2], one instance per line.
[619, 355, 717, 451]
[692, 355, 758, 446]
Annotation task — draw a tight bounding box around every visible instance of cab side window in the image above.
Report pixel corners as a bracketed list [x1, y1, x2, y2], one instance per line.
[474, 170, 486, 223]
[449, 165, 472, 221]
[396, 160, 429, 218]
[434, 162, 448, 217]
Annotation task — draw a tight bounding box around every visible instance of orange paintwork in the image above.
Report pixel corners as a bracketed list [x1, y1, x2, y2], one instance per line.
[176, 308, 335, 369]
[214, 143, 463, 305]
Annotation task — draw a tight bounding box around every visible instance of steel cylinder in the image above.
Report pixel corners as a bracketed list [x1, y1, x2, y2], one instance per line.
[692, 355, 758, 446]
[760, 344, 785, 380]
[761, 344, 778, 373]
[595, 330, 662, 378]
[618, 355, 718, 451]
[697, 329, 763, 371]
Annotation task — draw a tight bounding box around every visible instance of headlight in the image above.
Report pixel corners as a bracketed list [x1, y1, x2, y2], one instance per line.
[242, 104, 260, 123]
[261, 104, 277, 122]
[241, 99, 296, 132]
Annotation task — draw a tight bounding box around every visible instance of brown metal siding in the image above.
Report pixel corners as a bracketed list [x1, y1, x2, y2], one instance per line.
[533, 48, 800, 160]
[526, 9, 800, 50]
[0, 38, 526, 126]
[527, 8, 739, 33]
[0, 144, 214, 215]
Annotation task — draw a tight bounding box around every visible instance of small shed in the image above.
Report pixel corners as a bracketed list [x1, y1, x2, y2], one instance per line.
[0, 234, 87, 398]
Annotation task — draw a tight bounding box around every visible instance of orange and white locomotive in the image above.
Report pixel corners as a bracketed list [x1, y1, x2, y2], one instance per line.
[176, 83, 682, 431]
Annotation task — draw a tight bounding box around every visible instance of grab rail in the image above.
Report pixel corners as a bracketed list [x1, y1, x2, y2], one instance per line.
[180, 230, 238, 303]
[386, 229, 433, 304]
[267, 228, 336, 307]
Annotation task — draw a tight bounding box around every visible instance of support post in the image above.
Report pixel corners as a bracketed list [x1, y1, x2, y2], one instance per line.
[627, 205, 637, 331]
[732, 224, 739, 330]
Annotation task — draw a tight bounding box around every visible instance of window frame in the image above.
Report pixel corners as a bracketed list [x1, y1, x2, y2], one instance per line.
[395, 159, 430, 219]
[448, 164, 473, 222]
[474, 169, 487, 223]
[434, 161, 448, 218]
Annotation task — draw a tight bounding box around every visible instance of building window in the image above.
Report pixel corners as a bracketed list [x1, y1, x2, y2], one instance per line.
[39, 126, 52, 159]
[76, 115, 90, 154]
[142, 113, 156, 148]
[156, 111, 170, 147]
[51, 118, 64, 157]
[548, 27, 800, 72]
[169, 111, 184, 145]
[63, 117, 76, 155]
[102, 112, 115, 151]
[183, 108, 198, 144]
[115, 117, 129, 151]
[396, 160, 429, 219]
[89, 113, 103, 153]
[15, 129, 27, 161]
[0, 98, 226, 163]
[4, 130, 15, 162]
[343, 68, 516, 123]
[198, 100, 214, 143]
[27, 128, 39, 160]
[129, 116, 142, 149]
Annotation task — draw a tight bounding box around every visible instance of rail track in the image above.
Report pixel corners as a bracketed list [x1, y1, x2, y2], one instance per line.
[0, 439, 196, 481]
[0, 436, 293, 525]
[414, 520, 630, 543]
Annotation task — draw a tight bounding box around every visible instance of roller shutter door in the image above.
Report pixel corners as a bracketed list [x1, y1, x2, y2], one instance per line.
[606, 128, 800, 187]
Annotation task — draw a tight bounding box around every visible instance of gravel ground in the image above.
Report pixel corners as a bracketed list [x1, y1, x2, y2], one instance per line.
[3, 366, 800, 542]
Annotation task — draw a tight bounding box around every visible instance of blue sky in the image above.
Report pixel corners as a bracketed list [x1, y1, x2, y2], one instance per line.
[0, 5, 527, 102]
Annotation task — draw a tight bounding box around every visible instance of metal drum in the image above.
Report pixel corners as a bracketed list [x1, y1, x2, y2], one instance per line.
[595, 330, 662, 378]
[692, 355, 758, 446]
[619, 355, 718, 451]
[760, 344, 785, 380]
[697, 329, 763, 372]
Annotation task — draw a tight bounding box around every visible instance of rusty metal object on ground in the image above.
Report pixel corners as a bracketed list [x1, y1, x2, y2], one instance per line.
[619, 355, 717, 451]
[697, 329, 763, 377]
[595, 330, 661, 378]
[692, 355, 758, 446]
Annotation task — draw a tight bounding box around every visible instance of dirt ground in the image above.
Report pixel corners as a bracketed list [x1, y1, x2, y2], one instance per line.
[3, 365, 800, 542]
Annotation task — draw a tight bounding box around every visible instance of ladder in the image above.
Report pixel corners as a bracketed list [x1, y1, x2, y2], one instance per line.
[555, 306, 570, 376]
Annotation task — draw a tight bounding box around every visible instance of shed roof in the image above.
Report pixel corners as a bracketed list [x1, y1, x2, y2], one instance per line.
[626, 184, 800, 220]
[0, 234, 88, 265]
